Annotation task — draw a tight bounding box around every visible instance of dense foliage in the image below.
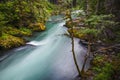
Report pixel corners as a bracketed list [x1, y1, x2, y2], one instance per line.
[0, 0, 54, 50]
[64, 0, 120, 79]
[0, 0, 120, 79]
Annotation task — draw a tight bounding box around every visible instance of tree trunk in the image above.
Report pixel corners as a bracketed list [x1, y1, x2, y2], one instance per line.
[71, 26, 81, 77]
[72, 0, 77, 7]
[69, 10, 81, 77]
[0, 32, 1, 37]
[95, 0, 100, 15]
[49, 0, 58, 4]
[81, 38, 91, 76]
[84, 0, 89, 17]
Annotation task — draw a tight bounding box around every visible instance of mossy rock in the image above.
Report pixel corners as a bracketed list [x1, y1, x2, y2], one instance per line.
[92, 55, 109, 67]
[68, 28, 87, 39]
[29, 23, 46, 31]
[2, 27, 21, 36]
[65, 20, 72, 28]
[2, 27, 32, 37]
[0, 33, 25, 49]
[65, 18, 83, 28]
[112, 55, 120, 71]
[19, 27, 32, 36]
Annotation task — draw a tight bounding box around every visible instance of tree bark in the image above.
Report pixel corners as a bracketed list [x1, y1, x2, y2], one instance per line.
[95, 0, 100, 15]
[81, 38, 91, 75]
[84, 0, 89, 17]
[71, 26, 81, 77]
[69, 10, 81, 77]
[72, 0, 77, 7]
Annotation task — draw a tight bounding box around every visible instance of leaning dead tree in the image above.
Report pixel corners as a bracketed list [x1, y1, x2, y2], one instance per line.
[66, 9, 81, 77]
[64, 0, 93, 79]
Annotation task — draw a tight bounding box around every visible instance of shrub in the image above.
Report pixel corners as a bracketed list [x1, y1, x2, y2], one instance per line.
[94, 63, 113, 80]
[0, 33, 25, 49]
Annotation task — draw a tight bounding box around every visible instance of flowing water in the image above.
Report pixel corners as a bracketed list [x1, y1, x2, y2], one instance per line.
[0, 15, 88, 80]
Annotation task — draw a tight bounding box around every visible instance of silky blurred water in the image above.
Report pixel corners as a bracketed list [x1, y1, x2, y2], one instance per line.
[0, 15, 88, 80]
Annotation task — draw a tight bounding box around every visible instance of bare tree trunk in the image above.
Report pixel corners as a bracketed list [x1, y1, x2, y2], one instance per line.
[84, 0, 89, 17]
[84, 0, 87, 15]
[18, 0, 23, 28]
[0, 29, 2, 37]
[72, 0, 77, 7]
[67, 10, 81, 77]
[81, 38, 91, 74]
[71, 25, 81, 77]
[95, 0, 100, 15]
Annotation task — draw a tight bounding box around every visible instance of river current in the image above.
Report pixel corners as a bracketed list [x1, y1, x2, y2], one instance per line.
[0, 15, 88, 80]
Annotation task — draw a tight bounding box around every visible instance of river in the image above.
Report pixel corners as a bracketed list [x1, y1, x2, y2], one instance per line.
[0, 15, 88, 80]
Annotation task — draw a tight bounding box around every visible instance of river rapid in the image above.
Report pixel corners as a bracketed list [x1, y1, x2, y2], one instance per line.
[0, 15, 88, 80]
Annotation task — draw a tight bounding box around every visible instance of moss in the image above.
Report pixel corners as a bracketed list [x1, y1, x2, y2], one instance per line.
[29, 23, 46, 31]
[115, 31, 120, 43]
[0, 23, 45, 50]
[68, 28, 88, 39]
[94, 63, 113, 80]
[65, 20, 72, 28]
[2, 27, 32, 37]
[90, 54, 115, 80]
[65, 19, 82, 28]
[19, 27, 32, 36]
[92, 55, 107, 67]
[112, 53, 120, 71]
[0, 33, 25, 49]
[2, 27, 21, 36]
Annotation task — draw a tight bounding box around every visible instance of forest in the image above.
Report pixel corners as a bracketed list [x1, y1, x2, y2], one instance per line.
[0, 0, 120, 80]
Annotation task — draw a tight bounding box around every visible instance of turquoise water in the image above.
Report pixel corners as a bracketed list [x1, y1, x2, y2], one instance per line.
[0, 15, 87, 80]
